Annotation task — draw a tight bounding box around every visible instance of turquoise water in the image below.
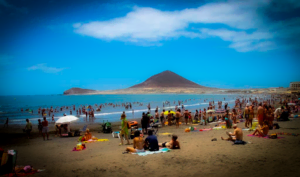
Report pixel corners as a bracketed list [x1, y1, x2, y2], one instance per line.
[0, 94, 263, 124]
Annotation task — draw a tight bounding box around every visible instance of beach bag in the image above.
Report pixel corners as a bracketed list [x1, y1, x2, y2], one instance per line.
[269, 133, 278, 139]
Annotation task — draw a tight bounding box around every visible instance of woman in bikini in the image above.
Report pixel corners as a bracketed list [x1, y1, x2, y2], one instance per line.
[125, 130, 145, 153]
[252, 120, 269, 137]
[159, 135, 180, 149]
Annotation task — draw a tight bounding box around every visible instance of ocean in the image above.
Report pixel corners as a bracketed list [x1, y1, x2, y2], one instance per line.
[0, 94, 267, 124]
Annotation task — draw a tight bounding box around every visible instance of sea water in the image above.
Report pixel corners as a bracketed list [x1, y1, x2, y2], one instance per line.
[0, 94, 268, 124]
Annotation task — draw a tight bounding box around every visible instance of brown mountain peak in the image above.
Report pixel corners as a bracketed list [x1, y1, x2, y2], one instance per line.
[130, 70, 204, 88]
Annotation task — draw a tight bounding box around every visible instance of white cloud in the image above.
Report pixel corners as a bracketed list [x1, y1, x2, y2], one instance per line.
[27, 64, 66, 73]
[73, 0, 298, 52]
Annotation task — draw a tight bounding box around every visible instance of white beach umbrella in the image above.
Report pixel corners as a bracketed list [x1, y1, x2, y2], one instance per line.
[55, 115, 79, 124]
[206, 110, 215, 113]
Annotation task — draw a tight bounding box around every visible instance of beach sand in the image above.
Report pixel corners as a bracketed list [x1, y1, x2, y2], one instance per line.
[1, 117, 300, 177]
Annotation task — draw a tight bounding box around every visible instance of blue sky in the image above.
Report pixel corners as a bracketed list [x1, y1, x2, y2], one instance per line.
[0, 0, 300, 95]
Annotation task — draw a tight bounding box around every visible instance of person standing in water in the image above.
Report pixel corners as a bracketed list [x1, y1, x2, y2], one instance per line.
[120, 114, 130, 145]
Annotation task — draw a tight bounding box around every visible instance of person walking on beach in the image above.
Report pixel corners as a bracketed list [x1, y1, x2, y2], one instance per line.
[3, 117, 8, 128]
[42, 117, 50, 140]
[24, 119, 32, 139]
[120, 114, 130, 145]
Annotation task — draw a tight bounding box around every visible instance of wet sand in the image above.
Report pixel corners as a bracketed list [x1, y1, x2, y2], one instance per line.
[1, 115, 300, 177]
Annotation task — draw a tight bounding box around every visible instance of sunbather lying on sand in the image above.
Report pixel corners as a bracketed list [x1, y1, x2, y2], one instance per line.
[221, 124, 243, 141]
[252, 120, 269, 137]
[159, 135, 180, 149]
[125, 130, 145, 153]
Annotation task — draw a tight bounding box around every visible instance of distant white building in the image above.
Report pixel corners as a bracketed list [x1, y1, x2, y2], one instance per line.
[290, 82, 300, 90]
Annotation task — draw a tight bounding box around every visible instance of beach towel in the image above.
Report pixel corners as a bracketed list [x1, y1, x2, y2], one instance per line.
[83, 139, 109, 143]
[199, 128, 212, 131]
[247, 134, 284, 139]
[158, 132, 172, 136]
[5, 166, 44, 177]
[132, 148, 171, 156]
[213, 127, 224, 130]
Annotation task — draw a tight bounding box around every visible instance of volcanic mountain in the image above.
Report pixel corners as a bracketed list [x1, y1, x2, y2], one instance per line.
[130, 70, 204, 88]
[63, 87, 96, 95]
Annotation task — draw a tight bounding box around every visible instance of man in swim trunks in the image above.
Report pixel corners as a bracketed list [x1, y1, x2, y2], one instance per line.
[221, 124, 243, 141]
[175, 109, 181, 128]
[184, 110, 189, 125]
[125, 130, 145, 153]
[257, 103, 264, 126]
[159, 135, 180, 149]
[42, 117, 50, 140]
[252, 120, 269, 137]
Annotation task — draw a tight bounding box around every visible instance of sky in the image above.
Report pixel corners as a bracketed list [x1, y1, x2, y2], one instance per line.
[0, 0, 300, 95]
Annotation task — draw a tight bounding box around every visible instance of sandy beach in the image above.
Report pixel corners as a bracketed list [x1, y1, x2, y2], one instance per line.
[1, 115, 300, 177]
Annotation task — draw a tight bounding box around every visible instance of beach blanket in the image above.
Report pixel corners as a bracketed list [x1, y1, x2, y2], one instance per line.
[83, 139, 109, 143]
[132, 148, 171, 156]
[247, 134, 284, 139]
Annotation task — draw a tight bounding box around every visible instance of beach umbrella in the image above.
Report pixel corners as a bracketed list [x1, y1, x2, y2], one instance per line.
[206, 110, 216, 113]
[56, 115, 79, 124]
[164, 111, 176, 115]
[288, 103, 296, 106]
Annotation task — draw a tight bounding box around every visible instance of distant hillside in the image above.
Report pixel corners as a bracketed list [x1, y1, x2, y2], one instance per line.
[130, 70, 204, 88]
[63, 87, 96, 95]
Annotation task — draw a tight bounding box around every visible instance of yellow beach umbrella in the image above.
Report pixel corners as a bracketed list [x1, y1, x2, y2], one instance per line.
[164, 111, 176, 115]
